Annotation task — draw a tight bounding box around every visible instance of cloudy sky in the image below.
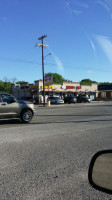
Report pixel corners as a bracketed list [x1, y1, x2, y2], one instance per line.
[0, 0, 112, 83]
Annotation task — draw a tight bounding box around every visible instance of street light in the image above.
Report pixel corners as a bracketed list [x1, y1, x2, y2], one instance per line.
[43, 53, 52, 105]
[44, 53, 52, 59]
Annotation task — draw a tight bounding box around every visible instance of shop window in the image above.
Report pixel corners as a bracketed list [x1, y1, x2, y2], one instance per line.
[101, 92, 106, 98]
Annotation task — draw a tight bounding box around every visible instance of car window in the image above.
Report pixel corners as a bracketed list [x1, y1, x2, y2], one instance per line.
[1, 94, 16, 104]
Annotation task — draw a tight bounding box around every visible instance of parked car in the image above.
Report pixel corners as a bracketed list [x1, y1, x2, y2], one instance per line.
[20, 97, 36, 104]
[64, 96, 77, 104]
[77, 96, 91, 103]
[48, 96, 64, 104]
[0, 92, 35, 123]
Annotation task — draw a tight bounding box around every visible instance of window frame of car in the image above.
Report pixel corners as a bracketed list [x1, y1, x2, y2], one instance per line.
[1, 93, 17, 104]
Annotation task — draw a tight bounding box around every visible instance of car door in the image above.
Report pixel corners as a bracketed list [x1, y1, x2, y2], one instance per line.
[1, 93, 20, 118]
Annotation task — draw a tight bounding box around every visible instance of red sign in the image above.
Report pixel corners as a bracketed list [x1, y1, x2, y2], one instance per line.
[76, 86, 81, 89]
[66, 86, 74, 89]
[66, 86, 81, 89]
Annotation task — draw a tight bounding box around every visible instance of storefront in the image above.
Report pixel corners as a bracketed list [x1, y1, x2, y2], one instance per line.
[98, 85, 112, 100]
[12, 80, 98, 103]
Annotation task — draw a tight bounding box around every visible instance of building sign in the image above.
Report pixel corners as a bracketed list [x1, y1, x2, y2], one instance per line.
[66, 86, 81, 89]
[44, 75, 53, 84]
[41, 85, 81, 90]
[41, 85, 54, 89]
[66, 86, 74, 89]
[76, 86, 81, 89]
[61, 86, 66, 89]
[30, 85, 37, 89]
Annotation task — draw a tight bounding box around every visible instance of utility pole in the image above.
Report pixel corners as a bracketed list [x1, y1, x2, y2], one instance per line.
[36, 35, 48, 106]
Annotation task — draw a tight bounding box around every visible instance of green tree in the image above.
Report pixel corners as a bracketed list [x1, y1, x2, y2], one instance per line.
[0, 81, 4, 91]
[80, 79, 97, 85]
[16, 81, 25, 84]
[98, 82, 112, 85]
[0, 80, 11, 93]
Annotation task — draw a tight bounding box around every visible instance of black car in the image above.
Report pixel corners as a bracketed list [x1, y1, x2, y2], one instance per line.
[77, 96, 91, 103]
[64, 96, 77, 104]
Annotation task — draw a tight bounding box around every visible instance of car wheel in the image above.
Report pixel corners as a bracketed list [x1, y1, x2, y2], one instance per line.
[20, 109, 33, 123]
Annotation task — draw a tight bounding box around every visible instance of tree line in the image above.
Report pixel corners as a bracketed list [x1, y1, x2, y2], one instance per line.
[0, 74, 111, 94]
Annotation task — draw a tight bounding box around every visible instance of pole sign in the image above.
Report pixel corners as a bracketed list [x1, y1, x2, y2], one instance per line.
[44, 75, 53, 85]
[41, 85, 54, 89]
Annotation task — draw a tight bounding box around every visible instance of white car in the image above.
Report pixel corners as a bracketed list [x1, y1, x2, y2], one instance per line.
[48, 96, 64, 104]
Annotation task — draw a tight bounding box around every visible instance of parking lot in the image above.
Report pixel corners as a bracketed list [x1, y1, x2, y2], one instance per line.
[0, 102, 112, 199]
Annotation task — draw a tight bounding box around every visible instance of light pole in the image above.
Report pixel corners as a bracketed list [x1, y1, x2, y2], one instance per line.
[36, 35, 48, 106]
[44, 53, 52, 59]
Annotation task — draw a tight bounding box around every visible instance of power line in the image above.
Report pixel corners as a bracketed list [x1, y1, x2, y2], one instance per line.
[0, 56, 111, 72]
[0, 57, 41, 65]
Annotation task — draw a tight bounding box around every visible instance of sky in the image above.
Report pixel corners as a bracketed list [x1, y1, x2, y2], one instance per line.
[0, 0, 112, 83]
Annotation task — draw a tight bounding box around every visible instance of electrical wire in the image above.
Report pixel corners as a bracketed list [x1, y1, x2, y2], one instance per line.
[0, 56, 111, 72]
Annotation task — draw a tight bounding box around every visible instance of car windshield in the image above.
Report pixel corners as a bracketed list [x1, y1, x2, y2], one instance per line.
[0, 1, 112, 200]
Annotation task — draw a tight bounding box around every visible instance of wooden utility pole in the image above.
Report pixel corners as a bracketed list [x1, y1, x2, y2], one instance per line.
[36, 35, 48, 106]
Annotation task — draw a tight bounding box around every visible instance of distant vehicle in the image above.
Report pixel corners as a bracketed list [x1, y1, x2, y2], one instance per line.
[77, 96, 91, 103]
[48, 96, 64, 104]
[0, 92, 35, 123]
[20, 97, 36, 104]
[64, 96, 77, 104]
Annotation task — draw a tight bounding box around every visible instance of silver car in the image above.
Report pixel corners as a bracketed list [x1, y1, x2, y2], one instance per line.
[0, 92, 35, 123]
[48, 96, 64, 104]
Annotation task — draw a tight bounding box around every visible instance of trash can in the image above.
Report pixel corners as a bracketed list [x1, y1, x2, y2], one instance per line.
[47, 99, 50, 106]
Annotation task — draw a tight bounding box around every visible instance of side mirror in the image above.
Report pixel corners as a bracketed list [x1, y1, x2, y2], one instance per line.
[10, 99, 16, 103]
[88, 150, 112, 195]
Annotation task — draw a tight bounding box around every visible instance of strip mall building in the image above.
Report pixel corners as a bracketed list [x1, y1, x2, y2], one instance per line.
[12, 80, 98, 103]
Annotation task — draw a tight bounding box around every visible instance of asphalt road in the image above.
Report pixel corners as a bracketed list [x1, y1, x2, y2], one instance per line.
[0, 102, 112, 200]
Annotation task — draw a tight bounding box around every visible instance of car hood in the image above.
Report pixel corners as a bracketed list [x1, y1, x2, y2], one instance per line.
[57, 99, 64, 102]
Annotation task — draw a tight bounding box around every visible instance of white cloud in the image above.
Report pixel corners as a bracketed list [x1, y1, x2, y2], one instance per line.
[53, 54, 64, 73]
[66, 0, 88, 16]
[95, 35, 112, 64]
[87, 70, 94, 74]
[97, 0, 112, 19]
[66, 2, 69, 7]
[90, 40, 96, 52]
[72, 10, 83, 15]
[81, 30, 96, 53]
[74, 1, 88, 8]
